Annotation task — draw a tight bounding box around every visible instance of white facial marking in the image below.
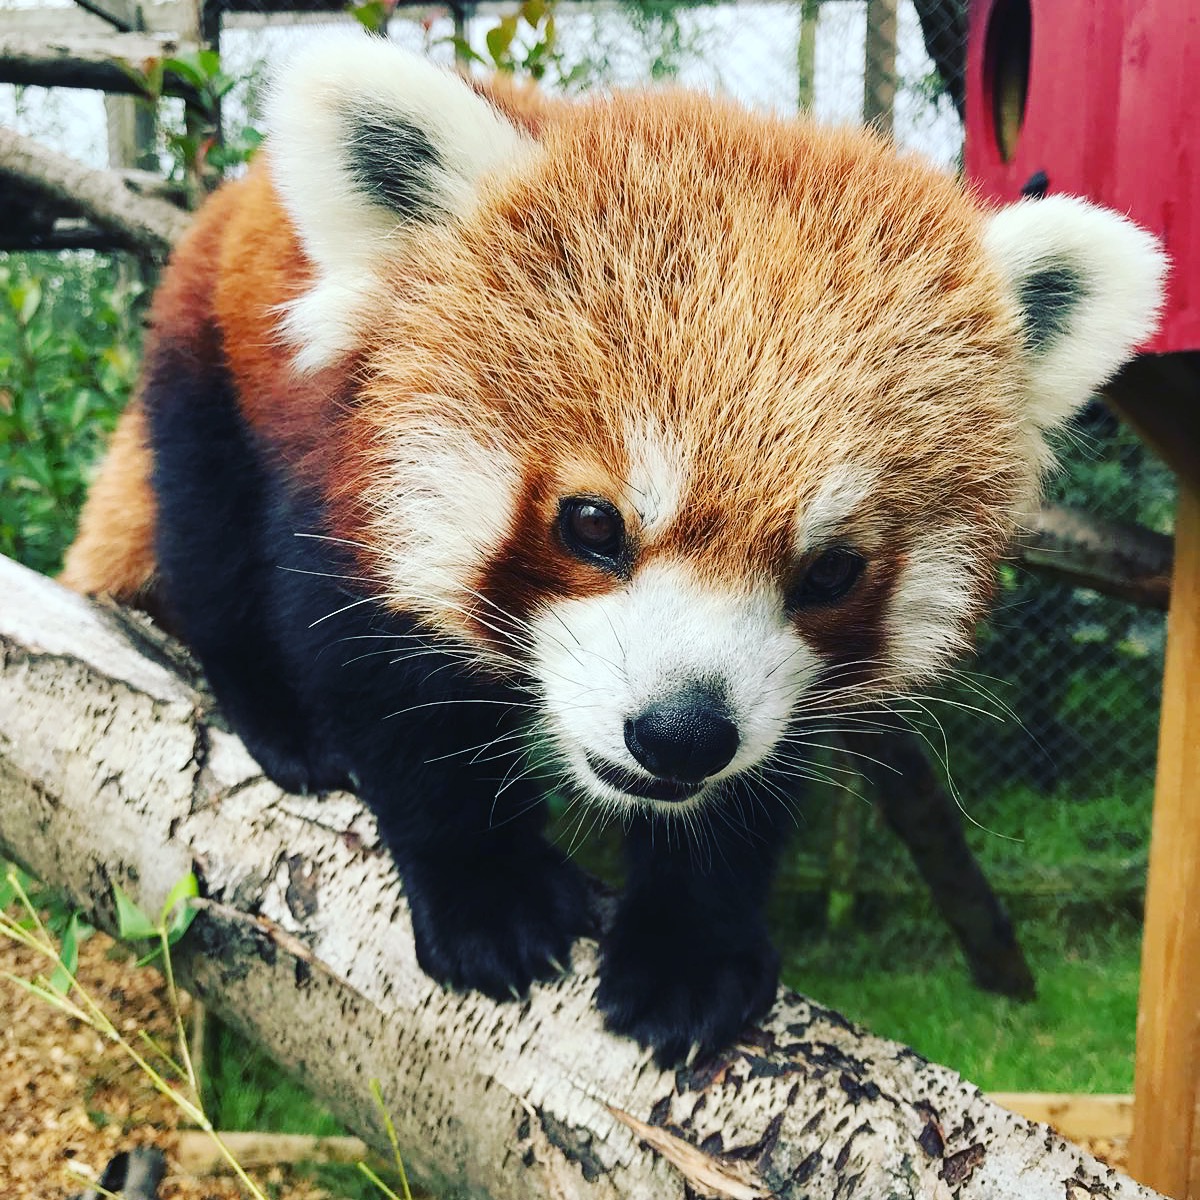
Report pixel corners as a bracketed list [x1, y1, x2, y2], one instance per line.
[794, 464, 879, 553]
[623, 418, 689, 536]
[530, 560, 821, 811]
[377, 419, 519, 637]
[886, 526, 979, 683]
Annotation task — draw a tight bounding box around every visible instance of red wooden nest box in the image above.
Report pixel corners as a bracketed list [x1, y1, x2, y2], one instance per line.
[965, 0, 1199, 352]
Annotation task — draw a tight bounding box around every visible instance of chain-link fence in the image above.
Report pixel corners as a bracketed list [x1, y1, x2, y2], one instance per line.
[0, 0, 1174, 828]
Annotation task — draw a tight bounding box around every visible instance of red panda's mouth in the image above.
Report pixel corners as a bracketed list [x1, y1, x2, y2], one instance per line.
[584, 755, 706, 804]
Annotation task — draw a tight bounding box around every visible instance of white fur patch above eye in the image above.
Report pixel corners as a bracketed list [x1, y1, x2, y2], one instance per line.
[794, 464, 879, 553]
[624, 418, 690, 536]
[373, 419, 520, 642]
[984, 196, 1167, 431]
[265, 32, 535, 371]
[885, 526, 980, 684]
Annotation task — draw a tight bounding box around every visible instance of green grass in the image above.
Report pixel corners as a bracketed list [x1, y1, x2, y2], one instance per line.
[767, 774, 1151, 1094]
[203, 1022, 410, 1198]
[778, 901, 1143, 1093]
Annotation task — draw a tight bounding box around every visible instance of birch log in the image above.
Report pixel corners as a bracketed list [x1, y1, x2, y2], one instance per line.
[0, 554, 1164, 1200]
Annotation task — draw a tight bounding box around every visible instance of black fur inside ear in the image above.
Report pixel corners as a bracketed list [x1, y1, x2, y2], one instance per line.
[1017, 262, 1087, 353]
[345, 111, 447, 222]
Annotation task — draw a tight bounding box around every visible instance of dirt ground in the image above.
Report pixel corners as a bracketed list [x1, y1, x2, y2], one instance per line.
[0, 923, 331, 1200]
[1, 922, 1127, 1198]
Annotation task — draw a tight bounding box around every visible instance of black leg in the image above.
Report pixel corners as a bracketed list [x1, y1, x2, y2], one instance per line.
[597, 791, 786, 1065]
[146, 338, 343, 795]
[342, 710, 596, 999]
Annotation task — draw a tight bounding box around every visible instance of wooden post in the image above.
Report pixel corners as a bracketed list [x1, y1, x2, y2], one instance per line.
[824, 786, 862, 929]
[1130, 478, 1200, 1196]
[863, 0, 897, 135]
[796, 0, 819, 110]
[1120, 360, 1200, 1198]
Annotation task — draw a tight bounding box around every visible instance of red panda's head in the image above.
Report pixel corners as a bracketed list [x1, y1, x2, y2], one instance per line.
[267, 35, 1166, 811]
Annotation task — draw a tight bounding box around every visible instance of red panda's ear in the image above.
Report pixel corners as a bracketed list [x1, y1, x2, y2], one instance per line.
[265, 32, 533, 371]
[983, 196, 1167, 432]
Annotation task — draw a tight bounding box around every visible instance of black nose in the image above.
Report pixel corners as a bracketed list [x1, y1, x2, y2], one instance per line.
[624, 688, 740, 783]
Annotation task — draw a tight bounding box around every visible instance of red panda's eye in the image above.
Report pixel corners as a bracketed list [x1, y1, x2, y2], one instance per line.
[558, 497, 626, 569]
[788, 547, 865, 610]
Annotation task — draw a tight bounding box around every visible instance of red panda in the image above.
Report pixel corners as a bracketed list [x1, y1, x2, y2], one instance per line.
[63, 33, 1166, 1064]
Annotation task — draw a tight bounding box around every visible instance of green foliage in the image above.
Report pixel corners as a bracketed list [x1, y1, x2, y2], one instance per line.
[113, 873, 199, 965]
[119, 48, 264, 195]
[452, 0, 566, 83]
[204, 1021, 411, 1200]
[0, 255, 143, 575]
[0, 862, 95, 999]
[458, 0, 714, 92]
[349, 0, 397, 35]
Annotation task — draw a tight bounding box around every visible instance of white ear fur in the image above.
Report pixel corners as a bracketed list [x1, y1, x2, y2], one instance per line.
[265, 32, 533, 371]
[983, 196, 1167, 431]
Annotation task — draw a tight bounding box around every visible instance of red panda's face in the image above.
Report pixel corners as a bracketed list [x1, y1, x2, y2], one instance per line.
[267, 36, 1166, 812]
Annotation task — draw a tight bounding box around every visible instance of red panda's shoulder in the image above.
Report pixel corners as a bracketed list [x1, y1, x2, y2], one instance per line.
[153, 158, 346, 466]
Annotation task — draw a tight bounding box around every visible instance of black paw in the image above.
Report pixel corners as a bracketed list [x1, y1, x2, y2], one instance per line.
[240, 731, 346, 796]
[406, 846, 595, 1000]
[596, 918, 780, 1066]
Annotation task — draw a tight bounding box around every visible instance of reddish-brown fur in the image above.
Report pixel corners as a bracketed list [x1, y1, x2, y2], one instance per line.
[323, 91, 1032, 663]
[68, 83, 1030, 681]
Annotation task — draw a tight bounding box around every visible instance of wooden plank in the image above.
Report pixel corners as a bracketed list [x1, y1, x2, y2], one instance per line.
[990, 1093, 1133, 1141]
[1106, 354, 1200, 492]
[0, 1, 188, 37]
[1130, 471, 1200, 1197]
[175, 1131, 374, 1174]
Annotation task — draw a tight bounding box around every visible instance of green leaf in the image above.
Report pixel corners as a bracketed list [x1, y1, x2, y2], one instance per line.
[160, 872, 199, 944]
[196, 48, 222, 77]
[142, 59, 165, 100]
[446, 38, 487, 67]
[350, 0, 389, 33]
[486, 15, 520, 65]
[47, 960, 72, 996]
[112, 882, 158, 941]
[520, 0, 546, 28]
[163, 55, 208, 89]
[3, 972, 82, 1018]
[9, 281, 42, 326]
[158, 872, 198, 926]
[59, 911, 81, 976]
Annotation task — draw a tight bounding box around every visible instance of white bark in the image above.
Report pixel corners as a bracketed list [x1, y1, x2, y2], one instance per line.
[0, 126, 190, 257]
[0, 554, 1164, 1200]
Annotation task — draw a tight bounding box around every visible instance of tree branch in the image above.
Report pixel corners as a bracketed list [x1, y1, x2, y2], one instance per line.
[0, 126, 190, 259]
[0, 554, 1163, 1199]
[0, 33, 198, 99]
[1014, 504, 1173, 610]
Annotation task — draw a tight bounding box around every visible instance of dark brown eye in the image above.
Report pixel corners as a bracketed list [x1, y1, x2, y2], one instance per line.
[788, 547, 865, 609]
[558, 497, 626, 569]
